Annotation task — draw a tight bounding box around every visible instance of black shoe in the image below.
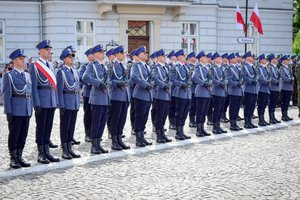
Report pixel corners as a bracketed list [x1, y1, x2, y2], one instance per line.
[111, 135, 123, 151]
[117, 134, 130, 149]
[281, 111, 291, 121]
[269, 113, 277, 124]
[156, 129, 166, 143]
[141, 131, 152, 145]
[37, 145, 50, 164]
[213, 123, 222, 134]
[9, 150, 21, 169]
[206, 120, 213, 126]
[91, 139, 101, 154]
[220, 114, 229, 123]
[179, 126, 191, 139]
[49, 140, 58, 148]
[16, 149, 31, 167]
[189, 116, 197, 127]
[244, 117, 253, 129]
[252, 115, 258, 119]
[61, 143, 72, 159]
[71, 138, 81, 145]
[161, 129, 172, 142]
[201, 123, 211, 136]
[44, 144, 60, 162]
[249, 117, 258, 128]
[67, 142, 81, 158]
[217, 122, 227, 133]
[230, 120, 240, 131]
[237, 115, 244, 121]
[175, 127, 185, 140]
[196, 124, 204, 137]
[258, 115, 267, 126]
[97, 139, 109, 153]
[136, 131, 146, 147]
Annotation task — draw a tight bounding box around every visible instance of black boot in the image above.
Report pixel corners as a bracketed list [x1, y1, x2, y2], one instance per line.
[67, 142, 81, 158]
[269, 113, 277, 124]
[235, 120, 243, 130]
[175, 126, 185, 140]
[201, 123, 210, 136]
[97, 139, 109, 153]
[61, 143, 72, 159]
[180, 126, 191, 139]
[85, 129, 91, 142]
[16, 149, 31, 167]
[262, 116, 270, 125]
[141, 131, 152, 145]
[189, 116, 197, 127]
[49, 140, 58, 148]
[281, 111, 289, 121]
[9, 150, 21, 169]
[71, 138, 81, 145]
[136, 131, 146, 147]
[111, 135, 123, 151]
[117, 134, 130, 149]
[161, 129, 172, 142]
[230, 120, 240, 131]
[258, 115, 267, 126]
[169, 117, 176, 130]
[44, 144, 60, 162]
[249, 117, 258, 128]
[156, 129, 166, 143]
[286, 111, 293, 120]
[196, 124, 204, 137]
[37, 145, 50, 164]
[91, 139, 101, 154]
[218, 122, 227, 133]
[237, 115, 244, 121]
[273, 113, 281, 123]
[244, 117, 252, 129]
[213, 122, 222, 134]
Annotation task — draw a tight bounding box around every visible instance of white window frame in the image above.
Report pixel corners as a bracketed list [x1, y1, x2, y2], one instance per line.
[180, 22, 198, 54]
[0, 20, 5, 63]
[248, 24, 260, 56]
[75, 19, 96, 62]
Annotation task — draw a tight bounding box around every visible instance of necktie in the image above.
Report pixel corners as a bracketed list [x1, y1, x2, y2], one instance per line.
[46, 62, 50, 68]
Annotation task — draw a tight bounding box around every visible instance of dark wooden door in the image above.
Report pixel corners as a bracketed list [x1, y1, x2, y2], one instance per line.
[128, 36, 149, 54]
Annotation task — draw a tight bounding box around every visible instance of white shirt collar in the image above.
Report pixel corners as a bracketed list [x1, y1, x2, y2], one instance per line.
[14, 68, 24, 74]
[39, 57, 48, 64]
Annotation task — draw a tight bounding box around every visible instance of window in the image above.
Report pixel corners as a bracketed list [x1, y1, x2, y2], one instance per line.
[0, 20, 4, 63]
[248, 24, 259, 56]
[181, 22, 198, 53]
[75, 20, 95, 62]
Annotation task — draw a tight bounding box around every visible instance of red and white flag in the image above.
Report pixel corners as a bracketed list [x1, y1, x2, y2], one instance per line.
[236, 3, 246, 32]
[34, 60, 57, 90]
[250, 3, 263, 35]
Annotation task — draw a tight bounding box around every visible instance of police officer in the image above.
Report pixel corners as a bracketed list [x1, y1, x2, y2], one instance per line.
[57, 48, 81, 159]
[280, 55, 294, 121]
[131, 46, 153, 147]
[79, 47, 94, 142]
[268, 53, 281, 124]
[211, 52, 227, 134]
[226, 53, 243, 131]
[206, 52, 214, 126]
[291, 54, 298, 106]
[171, 49, 192, 140]
[242, 51, 258, 129]
[167, 50, 177, 130]
[109, 45, 131, 150]
[31, 40, 60, 164]
[82, 44, 110, 154]
[192, 51, 212, 136]
[3, 49, 32, 168]
[257, 54, 271, 126]
[152, 49, 173, 143]
[186, 52, 197, 128]
[235, 52, 244, 121]
[149, 51, 158, 133]
[221, 53, 230, 123]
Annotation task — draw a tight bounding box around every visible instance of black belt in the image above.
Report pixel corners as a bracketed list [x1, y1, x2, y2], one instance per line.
[37, 85, 54, 90]
[12, 93, 31, 99]
[63, 90, 80, 95]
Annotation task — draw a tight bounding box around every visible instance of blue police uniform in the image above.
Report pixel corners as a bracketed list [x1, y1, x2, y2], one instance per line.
[149, 52, 158, 132]
[108, 45, 131, 150]
[192, 54, 212, 137]
[128, 49, 137, 134]
[280, 55, 294, 121]
[79, 48, 93, 142]
[167, 50, 177, 130]
[221, 54, 230, 123]
[30, 40, 59, 164]
[82, 45, 110, 154]
[242, 52, 258, 128]
[3, 49, 32, 168]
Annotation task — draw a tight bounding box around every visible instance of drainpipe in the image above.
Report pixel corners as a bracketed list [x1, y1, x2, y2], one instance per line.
[39, 0, 43, 41]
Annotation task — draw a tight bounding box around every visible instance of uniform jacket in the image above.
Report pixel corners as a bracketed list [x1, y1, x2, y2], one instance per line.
[226, 64, 243, 96]
[257, 64, 270, 94]
[152, 62, 172, 101]
[192, 63, 211, 98]
[211, 64, 227, 97]
[171, 62, 192, 100]
[242, 62, 258, 94]
[110, 61, 130, 102]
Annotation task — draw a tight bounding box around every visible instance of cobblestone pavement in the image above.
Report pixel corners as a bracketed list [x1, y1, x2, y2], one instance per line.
[0, 113, 300, 199]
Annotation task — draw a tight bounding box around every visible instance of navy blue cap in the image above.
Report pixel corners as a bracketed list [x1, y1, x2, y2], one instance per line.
[242, 51, 253, 59]
[84, 47, 93, 56]
[279, 55, 288, 62]
[212, 52, 220, 60]
[257, 54, 266, 61]
[221, 53, 228, 59]
[227, 53, 236, 60]
[174, 49, 185, 57]
[135, 46, 147, 56]
[113, 45, 125, 54]
[156, 49, 166, 57]
[60, 48, 73, 60]
[196, 51, 205, 59]
[206, 52, 212, 58]
[106, 48, 115, 57]
[65, 45, 76, 52]
[150, 51, 157, 59]
[267, 53, 275, 62]
[9, 49, 26, 60]
[129, 49, 137, 57]
[36, 40, 52, 50]
[91, 44, 104, 54]
[187, 52, 196, 60]
[167, 50, 175, 59]
[235, 52, 241, 57]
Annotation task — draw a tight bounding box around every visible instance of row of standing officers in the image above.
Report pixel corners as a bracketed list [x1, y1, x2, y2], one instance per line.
[3, 40, 298, 169]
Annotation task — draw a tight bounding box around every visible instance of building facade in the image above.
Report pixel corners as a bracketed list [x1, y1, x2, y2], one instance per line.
[0, 0, 293, 65]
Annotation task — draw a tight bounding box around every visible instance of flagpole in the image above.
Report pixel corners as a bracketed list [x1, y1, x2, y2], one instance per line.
[244, 0, 248, 54]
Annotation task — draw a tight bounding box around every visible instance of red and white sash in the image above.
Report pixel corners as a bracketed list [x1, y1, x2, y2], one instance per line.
[34, 60, 57, 90]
